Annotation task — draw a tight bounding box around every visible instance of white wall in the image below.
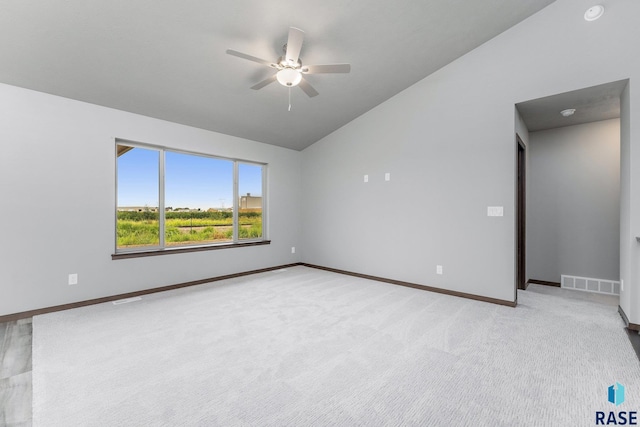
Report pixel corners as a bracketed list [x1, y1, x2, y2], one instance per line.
[619, 82, 631, 315]
[619, 80, 637, 321]
[301, 0, 640, 313]
[0, 83, 302, 316]
[527, 119, 620, 283]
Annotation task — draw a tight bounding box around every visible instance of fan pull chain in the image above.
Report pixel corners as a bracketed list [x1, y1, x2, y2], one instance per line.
[288, 87, 292, 111]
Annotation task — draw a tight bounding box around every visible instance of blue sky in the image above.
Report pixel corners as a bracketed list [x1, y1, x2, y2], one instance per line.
[117, 147, 262, 210]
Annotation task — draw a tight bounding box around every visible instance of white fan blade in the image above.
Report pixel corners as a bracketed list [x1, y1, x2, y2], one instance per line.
[301, 64, 351, 74]
[298, 78, 319, 97]
[251, 75, 277, 90]
[285, 27, 305, 64]
[226, 49, 274, 67]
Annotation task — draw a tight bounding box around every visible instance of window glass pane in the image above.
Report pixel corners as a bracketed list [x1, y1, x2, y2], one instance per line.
[165, 151, 233, 246]
[116, 145, 160, 249]
[238, 163, 263, 240]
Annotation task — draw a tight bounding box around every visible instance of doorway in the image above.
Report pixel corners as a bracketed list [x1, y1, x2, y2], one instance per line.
[514, 80, 627, 302]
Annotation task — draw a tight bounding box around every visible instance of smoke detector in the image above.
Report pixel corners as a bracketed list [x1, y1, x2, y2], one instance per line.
[584, 5, 604, 21]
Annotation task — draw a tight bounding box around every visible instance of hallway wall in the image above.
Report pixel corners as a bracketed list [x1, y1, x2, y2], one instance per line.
[527, 119, 620, 283]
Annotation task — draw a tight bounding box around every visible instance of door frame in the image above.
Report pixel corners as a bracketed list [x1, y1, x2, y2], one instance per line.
[516, 134, 527, 292]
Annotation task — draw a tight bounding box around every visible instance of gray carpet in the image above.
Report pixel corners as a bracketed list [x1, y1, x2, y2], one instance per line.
[32, 266, 640, 426]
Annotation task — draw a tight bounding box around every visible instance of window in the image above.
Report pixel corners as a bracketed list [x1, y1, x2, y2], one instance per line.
[238, 163, 264, 240]
[116, 145, 160, 249]
[165, 151, 234, 246]
[116, 141, 266, 253]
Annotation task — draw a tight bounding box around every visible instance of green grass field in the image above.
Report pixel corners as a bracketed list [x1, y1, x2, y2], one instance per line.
[117, 211, 262, 248]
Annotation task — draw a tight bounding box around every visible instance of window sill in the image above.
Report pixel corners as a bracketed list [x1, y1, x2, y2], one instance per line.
[112, 240, 271, 260]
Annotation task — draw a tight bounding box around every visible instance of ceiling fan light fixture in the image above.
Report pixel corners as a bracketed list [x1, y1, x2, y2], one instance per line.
[276, 68, 302, 87]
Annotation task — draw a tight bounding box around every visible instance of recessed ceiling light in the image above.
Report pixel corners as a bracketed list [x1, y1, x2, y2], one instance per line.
[584, 5, 605, 21]
[560, 108, 576, 117]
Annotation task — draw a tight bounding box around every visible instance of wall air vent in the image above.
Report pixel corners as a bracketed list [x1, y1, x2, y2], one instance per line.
[561, 274, 620, 295]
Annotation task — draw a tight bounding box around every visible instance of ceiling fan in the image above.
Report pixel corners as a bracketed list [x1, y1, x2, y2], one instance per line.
[226, 27, 351, 98]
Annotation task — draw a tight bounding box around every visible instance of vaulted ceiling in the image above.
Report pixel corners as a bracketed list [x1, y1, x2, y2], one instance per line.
[0, 0, 555, 150]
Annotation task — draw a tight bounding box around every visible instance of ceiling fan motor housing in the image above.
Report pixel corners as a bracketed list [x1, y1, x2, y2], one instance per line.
[277, 56, 302, 69]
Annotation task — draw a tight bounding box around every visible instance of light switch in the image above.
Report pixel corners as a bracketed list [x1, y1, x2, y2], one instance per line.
[364, 174, 369, 183]
[385, 173, 390, 181]
[487, 206, 504, 217]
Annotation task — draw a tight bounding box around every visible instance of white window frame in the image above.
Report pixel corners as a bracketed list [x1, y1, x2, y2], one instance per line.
[115, 139, 267, 254]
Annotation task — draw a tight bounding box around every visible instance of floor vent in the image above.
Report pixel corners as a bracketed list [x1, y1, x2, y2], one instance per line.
[561, 274, 620, 296]
[112, 296, 142, 305]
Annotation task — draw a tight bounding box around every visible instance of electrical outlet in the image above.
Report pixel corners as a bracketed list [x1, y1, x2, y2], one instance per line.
[364, 174, 368, 183]
[436, 265, 443, 275]
[68, 273, 78, 285]
[291, 247, 296, 254]
[385, 172, 391, 181]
